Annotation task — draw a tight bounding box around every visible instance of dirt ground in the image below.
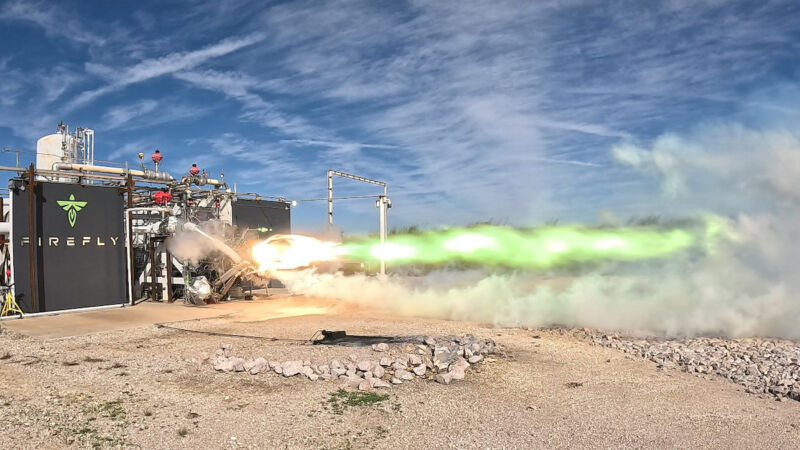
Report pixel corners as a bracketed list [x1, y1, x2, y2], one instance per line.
[0, 295, 798, 449]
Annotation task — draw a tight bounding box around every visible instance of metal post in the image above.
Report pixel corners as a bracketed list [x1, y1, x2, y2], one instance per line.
[378, 195, 387, 276]
[165, 248, 173, 303]
[125, 175, 136, 305]
[26, 164, 37, 313]
[327, 170, 333, 225]
[149, 238, 157, 302]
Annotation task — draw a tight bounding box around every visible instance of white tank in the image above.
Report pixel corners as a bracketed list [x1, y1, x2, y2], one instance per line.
[36, 133, 66, 170]
[36, 133, 77, 182]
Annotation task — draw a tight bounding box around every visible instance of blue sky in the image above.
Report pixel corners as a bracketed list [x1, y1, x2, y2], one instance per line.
[0, 0, 798, 233]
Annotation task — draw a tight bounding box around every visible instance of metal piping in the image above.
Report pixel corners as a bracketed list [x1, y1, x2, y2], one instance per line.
[52, 163, 174, 181]
[0, 302, 126, 320]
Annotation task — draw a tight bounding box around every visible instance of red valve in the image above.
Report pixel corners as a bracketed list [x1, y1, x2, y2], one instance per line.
[189, 163, 200, 175]
[154, 189, 172, 205]
[151, 149, 163, 163]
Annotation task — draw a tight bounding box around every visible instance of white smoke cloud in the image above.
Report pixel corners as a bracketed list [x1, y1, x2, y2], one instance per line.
[167, 220, 238, 264]
[276, 123, 800, 339]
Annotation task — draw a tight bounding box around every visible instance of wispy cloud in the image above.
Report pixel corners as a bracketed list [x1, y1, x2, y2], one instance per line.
[173, 69, 318, 136]
[72, 33, 266, 109]
[0, 0, 105, 46]
[103, 99, 211, 131]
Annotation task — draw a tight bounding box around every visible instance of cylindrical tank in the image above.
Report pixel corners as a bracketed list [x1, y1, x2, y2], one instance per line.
[37, 134, 77, 182]
[36, 134, 65, 170]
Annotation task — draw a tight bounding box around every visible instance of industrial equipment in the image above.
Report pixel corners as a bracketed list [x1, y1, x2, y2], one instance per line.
[0, 123, 291, 315]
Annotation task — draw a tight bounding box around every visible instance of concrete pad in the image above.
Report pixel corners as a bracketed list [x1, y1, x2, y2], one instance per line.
[1, 302, 231, 339]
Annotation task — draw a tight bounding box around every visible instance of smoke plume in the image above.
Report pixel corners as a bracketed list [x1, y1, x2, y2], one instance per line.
[167, 220, 238, 264]
[278, 123, 800, 339]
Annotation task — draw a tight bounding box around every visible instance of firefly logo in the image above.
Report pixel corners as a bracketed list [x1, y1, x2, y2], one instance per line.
[57, 194, 87, 228]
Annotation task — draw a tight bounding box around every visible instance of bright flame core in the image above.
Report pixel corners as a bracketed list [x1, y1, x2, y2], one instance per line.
[251, 234, 338, 271]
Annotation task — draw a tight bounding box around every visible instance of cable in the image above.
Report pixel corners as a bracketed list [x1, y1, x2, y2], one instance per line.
[294, 194, 381, 202]
[153, 322, 309, 343]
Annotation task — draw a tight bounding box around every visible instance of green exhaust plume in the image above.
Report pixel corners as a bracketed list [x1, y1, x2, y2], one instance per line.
[339, 223, 704, 269]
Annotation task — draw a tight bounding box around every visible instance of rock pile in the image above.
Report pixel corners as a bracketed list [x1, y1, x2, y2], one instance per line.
[211, 335, 496, 391]
[577, 329, 800, 402]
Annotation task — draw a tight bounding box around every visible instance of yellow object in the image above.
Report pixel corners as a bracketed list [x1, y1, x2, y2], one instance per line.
[0, 290, 23, 317]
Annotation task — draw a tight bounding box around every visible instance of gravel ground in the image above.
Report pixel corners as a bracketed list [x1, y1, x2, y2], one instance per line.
[575, 329, 800, 402]
[0, 298, 799, 448]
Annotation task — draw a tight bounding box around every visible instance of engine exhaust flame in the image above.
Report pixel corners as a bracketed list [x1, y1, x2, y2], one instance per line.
[251, 234, 339, 271]
[250, 221, 726, 272]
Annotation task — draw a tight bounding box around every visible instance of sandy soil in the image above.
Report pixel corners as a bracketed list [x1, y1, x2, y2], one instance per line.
[0, 296, 798, 449]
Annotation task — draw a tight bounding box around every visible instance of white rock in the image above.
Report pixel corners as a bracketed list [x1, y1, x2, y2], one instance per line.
[412, 365, 427, 377]
[358, 380, 372, 391]
[212, 356, 228, 371]
[370, 378, 391, 389]
[408, 354, 422, 366]
[395, 369, 414, 381]
[392, 361, 408, 371]
[243, 360, 255, 372]
[250, 358, 267, 375]
[449, 367, 466, 381]
[468, 355, 484, 364]
[435, 373, 453, 385]
[391, 377, 403, 385]
[330, 359, 343, 370]
[449, 358, 470, 372]
[300, 366, 315, 379]
[357, 360, 373, 372]
[231, 357, 245, 372]
[347, 374, 364, 387]
[380, 357, 393, 367]
[282, 360, 303, 377]
[372, 365, 385, 378]
[372, 343, 389, 352]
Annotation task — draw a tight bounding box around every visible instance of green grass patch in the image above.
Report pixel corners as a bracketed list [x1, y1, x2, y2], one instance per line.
[325, 389, 388, 415]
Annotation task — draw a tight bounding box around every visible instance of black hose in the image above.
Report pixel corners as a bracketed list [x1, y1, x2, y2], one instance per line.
[153, 322, 309, 343]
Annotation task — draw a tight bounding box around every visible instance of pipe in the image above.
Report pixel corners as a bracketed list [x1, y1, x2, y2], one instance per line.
[327, 170, 333, 225]
[0, 302, 126, 320]
[180, 174, 224, 187]
[378, 195, 387, 276]
[182, 222, 242, 263]
[53, 163, 173, 181]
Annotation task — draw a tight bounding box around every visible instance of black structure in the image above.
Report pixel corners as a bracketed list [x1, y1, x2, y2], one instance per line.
[11, 181, 127, 313]
[231, 199, 291, 236]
